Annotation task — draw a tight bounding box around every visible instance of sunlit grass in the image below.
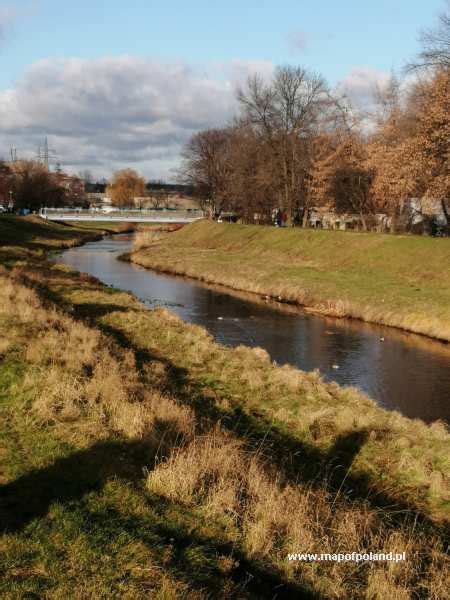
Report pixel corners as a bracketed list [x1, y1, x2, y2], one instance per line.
[0, 216, 449, 598]
[129, 220, 450, 341]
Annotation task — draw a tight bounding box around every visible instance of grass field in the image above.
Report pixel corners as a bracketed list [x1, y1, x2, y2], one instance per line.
[129, 220, 450, 342]
[0, 216, 449, 598]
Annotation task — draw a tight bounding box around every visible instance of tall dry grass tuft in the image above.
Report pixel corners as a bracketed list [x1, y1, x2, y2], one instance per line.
[133, 230, 162, 251]
[148, 429, 245, 513]
[147, 427, 449, 598]
[0, 268, 196, 446]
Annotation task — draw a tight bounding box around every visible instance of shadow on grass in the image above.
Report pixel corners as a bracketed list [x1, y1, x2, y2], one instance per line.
[0, 215, 101, 250]
[12, 266, 450, 544]
[71, 302, 141, 320]
[83, 503, 320, 599]
[0, 439, 149, 534]
[99, 321, 450, 543]
[0, 439, 319, 599]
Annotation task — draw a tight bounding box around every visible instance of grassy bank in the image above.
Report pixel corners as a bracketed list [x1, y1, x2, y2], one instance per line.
[65, 220, 139, 233]
[58, 220, 184, 235]
[0, 214, 105, 249]
[128, 221, 450, 342]
[1, 216, 449, 598]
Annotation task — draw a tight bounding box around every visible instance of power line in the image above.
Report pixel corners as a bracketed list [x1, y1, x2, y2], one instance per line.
[37, 136, 57, 169]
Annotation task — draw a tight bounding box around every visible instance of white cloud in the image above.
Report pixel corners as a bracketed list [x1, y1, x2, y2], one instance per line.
[0, 56, 276, 180]
[1, 57, 405, 179]
[336, 66, 392, 112]
[219, 58, 275, 86]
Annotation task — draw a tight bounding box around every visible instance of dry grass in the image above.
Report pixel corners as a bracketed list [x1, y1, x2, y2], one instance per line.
[109, 305, 450, 523]
[148, 428, 449, 599]
[1, 217, 449, 598]
[133, 229, 163, 250]
[132, 225, 184, 251]
[1, 266, 449, 598]
[0, 267, 195, 447]
[129, 220, 450, 341]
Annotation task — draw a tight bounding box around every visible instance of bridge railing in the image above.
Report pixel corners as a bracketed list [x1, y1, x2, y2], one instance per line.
[40, 208, 204, 222]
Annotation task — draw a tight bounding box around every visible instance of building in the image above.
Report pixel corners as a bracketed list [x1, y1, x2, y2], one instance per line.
[305, 198, 449, 234]
[86, 192, 113, 209]
[53, 172, 85, 204]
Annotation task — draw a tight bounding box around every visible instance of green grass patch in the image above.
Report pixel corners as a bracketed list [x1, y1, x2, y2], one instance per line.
[0, 215, 449, 598]
[0, 214, 103, 250]
[129, 220, 450, 341]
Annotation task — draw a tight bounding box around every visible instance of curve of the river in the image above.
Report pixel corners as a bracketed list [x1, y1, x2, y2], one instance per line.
[56, 234, 450, 424]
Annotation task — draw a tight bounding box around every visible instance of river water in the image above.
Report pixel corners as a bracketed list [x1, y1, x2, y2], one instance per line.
[57, 235, 450, 424]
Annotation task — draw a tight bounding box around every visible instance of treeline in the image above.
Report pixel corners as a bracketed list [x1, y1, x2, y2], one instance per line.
[181, 67, 448, 231]
[181, 12, 449, 232]
[0, 161, 86, 210]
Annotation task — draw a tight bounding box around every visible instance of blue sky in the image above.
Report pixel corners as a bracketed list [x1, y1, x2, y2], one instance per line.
[0, 0, 446, 178]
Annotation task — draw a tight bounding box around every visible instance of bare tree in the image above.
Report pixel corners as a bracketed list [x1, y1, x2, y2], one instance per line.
[237, 66, 328, 222]
[148, 190, 170, 209]
[78, 169, 94, 185]
[10, 161, 67, 210]
[407, 3, 450, 70]
[179, 129, 232, 216]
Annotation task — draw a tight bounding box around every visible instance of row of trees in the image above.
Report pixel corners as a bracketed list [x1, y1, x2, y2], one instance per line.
[0, 161, 82, 210]
[180, 9, 449, 231]
[0, 163, 179, 211]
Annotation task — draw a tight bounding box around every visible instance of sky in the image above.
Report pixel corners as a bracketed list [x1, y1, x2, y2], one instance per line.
[0, 0, 446, 180]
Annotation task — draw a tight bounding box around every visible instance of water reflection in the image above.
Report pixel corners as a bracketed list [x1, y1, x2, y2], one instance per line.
[56, 235, 450, 424]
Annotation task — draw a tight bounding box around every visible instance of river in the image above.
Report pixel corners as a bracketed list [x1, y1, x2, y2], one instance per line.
[56, 234, 450, 424]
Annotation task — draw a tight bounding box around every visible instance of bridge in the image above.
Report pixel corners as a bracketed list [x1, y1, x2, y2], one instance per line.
[40, 208, 204, 224]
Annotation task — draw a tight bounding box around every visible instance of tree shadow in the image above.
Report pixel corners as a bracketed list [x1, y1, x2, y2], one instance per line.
[82, 504, 320, 599]
[13, 271, 449, 543]
[95, 323, 450, 542]
[0, 439, 150, 534]
[1, 439, 319, 599]
[72, 302, 141, 320]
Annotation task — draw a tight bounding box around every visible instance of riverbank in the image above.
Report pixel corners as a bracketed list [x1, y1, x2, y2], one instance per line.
[1, 216, 449, 598]
[128, 220, 450, 342]
[0, 214, 104, 249]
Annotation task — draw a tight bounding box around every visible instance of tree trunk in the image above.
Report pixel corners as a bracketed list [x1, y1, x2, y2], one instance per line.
[302, 207, 310, 227]
[441, 199, 450, 236]
[359, 210, 368, 231]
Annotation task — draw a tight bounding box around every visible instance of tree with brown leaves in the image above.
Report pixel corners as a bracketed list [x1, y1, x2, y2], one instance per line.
[106, 169, 146, 208]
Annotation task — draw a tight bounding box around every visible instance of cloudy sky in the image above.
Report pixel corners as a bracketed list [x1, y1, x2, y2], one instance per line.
[0, 0, 445, 180]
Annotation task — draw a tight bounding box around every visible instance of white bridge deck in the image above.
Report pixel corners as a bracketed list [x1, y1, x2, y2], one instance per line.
[40, 209, 204, 223]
